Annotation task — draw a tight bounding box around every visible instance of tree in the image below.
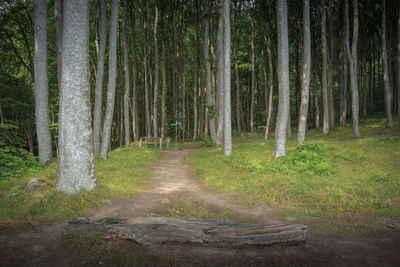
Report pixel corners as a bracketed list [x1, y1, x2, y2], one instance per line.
[321, 0, 329, 135]
[99, 0, 119, 159]
[297, 0, 311, 146]
[345, 0, 360, 137]
[381, 0, 393, 128]
[216, 0, 224, 147]
[93, 0, 106, 154]
[57, 0, 96, 194]
[223, 0, 232, 156]
[33, 0, 52, 165]
[123, 0, 131, 147]
[273, 0, 290, 158]
[204, 0, 216, 145]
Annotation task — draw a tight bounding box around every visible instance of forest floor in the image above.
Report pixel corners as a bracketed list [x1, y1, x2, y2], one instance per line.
[1, 148, 400, 266]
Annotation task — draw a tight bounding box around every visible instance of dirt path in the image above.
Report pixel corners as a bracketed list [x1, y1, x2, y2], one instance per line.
[1, 149, 399, 266]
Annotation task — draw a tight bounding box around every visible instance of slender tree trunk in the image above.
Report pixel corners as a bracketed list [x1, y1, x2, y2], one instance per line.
[382, 0, 394, 128]
[216, 0, 224, 146]
[264, 35, 274, 141]
[122, 0, 130, 147]
[250, 15, 255, 135]
[321, 0, 329, 135]
[33, 0, 52, 164]
[345, 0, 360, 137]
[297, 0, 311, 146]
[57, 0, 96, 194]
[398, 3, 400, 125]
[99, 0, 119, 159]
[273, 0, 290, 157]
[153, 0, 159, 137]
[204, 1, 216, 145]
[93, 0, 106, 154]
[129, 0, 139, 141]
[223, 0, 232, 156]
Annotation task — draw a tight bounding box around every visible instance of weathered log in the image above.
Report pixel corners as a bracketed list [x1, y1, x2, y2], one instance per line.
[64, 217, 307, 247]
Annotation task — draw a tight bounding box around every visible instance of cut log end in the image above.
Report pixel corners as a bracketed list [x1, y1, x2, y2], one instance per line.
[63, 217, 307, 247]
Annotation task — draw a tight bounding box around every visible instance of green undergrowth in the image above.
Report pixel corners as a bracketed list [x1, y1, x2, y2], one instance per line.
[61, 234, 186, 267]
[188, 116, 400, 234]
[0, 147, 161, 226]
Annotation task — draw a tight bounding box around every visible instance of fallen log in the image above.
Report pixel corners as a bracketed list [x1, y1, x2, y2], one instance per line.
[63, 217, 307, 247]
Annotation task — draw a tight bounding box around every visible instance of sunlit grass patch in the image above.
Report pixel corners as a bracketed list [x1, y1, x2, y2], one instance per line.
[188, 116, 400, 234]
[0, 147, 161, 226]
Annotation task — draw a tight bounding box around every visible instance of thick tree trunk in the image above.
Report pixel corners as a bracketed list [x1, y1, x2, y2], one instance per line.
[250, 16, 255, 135]
[33, 0, 53, 165]
[297, 0, 311, 146]
[273, 0, 290, 157]
[93, 0, 106, 154]
[57, 0, 96, 194]
[129, 0, 139, 142]
[223, 0, 232, 156]
[321, 0, 329, 136]
[65, 217, 307, 247]
[123, 0, 130, 148]
[216, 0, 224, 146]
[153, 0, 160, 138]
[382, 0, 394, 128]
[345, 0, 360, 137]
[99, 0, 119, 159]
[204, 1, 217, 145]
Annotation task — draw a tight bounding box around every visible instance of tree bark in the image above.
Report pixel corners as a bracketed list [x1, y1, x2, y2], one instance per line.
[273, 0, 290, 157]
[223, 0, 232, 156]
[321, 0, 329, 135]
[99, 0, 119, 159]
[123, 0, 131, 147]
[345, 0, 360, 137]
[57, 0, 96, 194]
[382, 0, 394, 128]
[65, 217, 307, 247]
[33, 0, 53, 165]
[153, 0, 160, 137]
[216, 0, 224, 146]
[93, 0, 106, 154]
[204, 1, 217, 145]
[297, 0, 311, 146]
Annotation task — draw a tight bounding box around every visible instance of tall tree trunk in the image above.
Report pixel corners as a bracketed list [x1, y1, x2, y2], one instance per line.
[153, 0, 160, 137]
[57, 0, 96, 194]
[33, 0, 52, 164]
[204, 1, 216, 145]
[122, 0, 130, 147]
[129, 0, 139, 141]
[223, 0, 232, 156]
[273, 0, 290, 157]
[264, 35, 274, 141]
[93, 0, 106, 154]
[340, 27, 348, 126]
[382, 0, 394, 128]
[216, 0, 224, 146]
[99, 0, 119, 159]
[398, 3, 400, 125]
[297, 0, 311, 146]
[193, 0, 199, 141]
[142, 0, 151, 137]
[321, 0, 329, 135]
[345, 0, 360, 137]
[250, 15, 255, 135]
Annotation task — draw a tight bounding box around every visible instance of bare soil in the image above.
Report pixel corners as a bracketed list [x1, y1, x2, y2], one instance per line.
[1, 149, 399, 266]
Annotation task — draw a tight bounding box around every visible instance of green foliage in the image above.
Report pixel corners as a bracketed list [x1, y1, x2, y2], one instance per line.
[0, 141, 42, 180]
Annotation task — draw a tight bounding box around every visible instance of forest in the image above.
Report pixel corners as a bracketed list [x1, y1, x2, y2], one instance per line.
[0, 0, 400, 265]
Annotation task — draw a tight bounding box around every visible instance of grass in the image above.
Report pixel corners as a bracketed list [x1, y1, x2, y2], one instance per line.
[0, 146, 161, 226]
[187, 114, 400, 234]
